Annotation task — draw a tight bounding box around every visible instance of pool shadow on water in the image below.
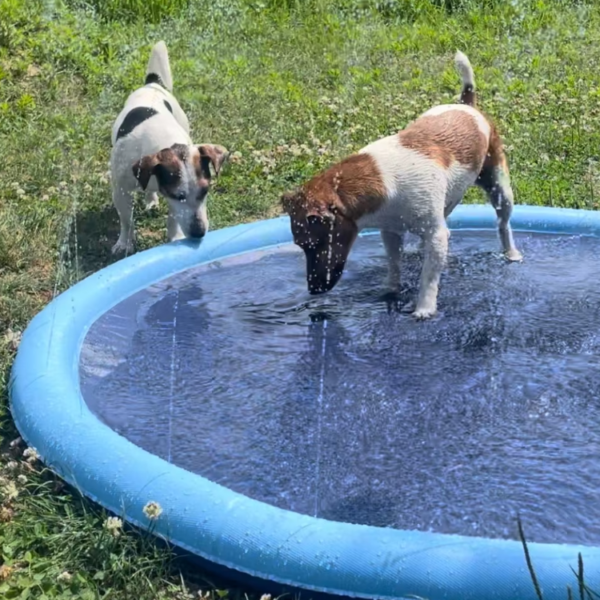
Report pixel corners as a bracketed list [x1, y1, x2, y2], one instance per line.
[80, 282, 214, 462]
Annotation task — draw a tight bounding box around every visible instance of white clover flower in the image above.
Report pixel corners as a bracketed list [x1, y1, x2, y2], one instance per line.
[0, 506, 14, 523]
[143, 501, 163, 520]
[104, 516, 123, 537]
[17, 475, 27, 485]
[1, 481, 18, 501]
[229, 151, 243, 164]
[4, 329, 22, 351]
[23, 447, 39, 463]
[57, 571, 72, 582]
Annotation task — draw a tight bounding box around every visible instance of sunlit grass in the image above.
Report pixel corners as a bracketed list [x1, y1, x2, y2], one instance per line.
[65, 0, 191, 23]
[2, 0, 600, 597]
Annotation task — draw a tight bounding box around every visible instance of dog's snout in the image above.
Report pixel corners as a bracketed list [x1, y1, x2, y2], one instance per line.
[307, 273, 339, 295]
[188, 217, 207, 239]
[309, 286, 327, 295]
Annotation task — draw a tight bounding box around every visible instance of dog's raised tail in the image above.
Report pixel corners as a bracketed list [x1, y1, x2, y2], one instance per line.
[454, 50, 475, 106]
[145, 40, 174, 92]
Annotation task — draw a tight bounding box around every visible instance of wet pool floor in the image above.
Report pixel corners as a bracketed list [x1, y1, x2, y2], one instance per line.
[80, 231, 600, 545]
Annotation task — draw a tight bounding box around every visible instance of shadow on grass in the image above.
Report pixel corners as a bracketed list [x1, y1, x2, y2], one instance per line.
[75, 204, 122, 277]
[74, 202, 167, 280]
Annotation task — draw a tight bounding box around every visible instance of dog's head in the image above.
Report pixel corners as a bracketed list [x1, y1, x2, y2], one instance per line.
[133, 143, 228, 235]
[281, 188, 358, 295]
[132, 143, 228, 238]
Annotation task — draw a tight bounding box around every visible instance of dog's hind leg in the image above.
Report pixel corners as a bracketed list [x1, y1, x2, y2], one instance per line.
[477, 128, 523, 262]
[381, 230, 404, 291]
[112, 186, 135, 255]
[413, 222, 450, 320]
[144, 191, 159, 210]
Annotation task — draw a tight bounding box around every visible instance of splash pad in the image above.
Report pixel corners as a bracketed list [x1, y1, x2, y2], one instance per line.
[10, 204, 600, 600]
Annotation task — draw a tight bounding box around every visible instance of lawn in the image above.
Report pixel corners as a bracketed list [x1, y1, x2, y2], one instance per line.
[2, 0, 600, 597]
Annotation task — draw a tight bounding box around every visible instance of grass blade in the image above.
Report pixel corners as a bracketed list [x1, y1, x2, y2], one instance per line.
[517, 514, 544, 600]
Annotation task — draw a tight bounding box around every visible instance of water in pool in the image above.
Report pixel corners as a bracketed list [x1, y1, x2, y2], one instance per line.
[80, 230, 600, 545]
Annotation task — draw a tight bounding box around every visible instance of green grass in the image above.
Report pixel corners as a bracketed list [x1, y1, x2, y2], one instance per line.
[2, 0, 600, 597]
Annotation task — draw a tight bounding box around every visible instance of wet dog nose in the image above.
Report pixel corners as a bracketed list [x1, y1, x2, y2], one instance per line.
[188, 218, 206, 239]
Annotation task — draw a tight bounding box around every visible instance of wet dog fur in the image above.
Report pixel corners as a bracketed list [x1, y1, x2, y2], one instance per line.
[281, 51, 522, 319]
[110, 41, 228, 254]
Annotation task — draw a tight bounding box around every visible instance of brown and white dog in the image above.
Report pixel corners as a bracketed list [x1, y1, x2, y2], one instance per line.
[282, 51, 522, 320]
[110, 41, 228, 254]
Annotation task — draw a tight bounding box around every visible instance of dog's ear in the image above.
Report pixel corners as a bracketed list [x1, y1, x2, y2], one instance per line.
[132, 154, 160, 190]
[281, 191, 336, 223]
[198, 144, 228, 177]
[306, 205, 335, 223]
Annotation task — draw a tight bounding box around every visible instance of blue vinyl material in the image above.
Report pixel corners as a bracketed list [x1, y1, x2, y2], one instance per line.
[10, 205, 600, 600]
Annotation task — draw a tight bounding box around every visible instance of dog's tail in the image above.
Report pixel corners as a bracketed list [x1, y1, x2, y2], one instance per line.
[145, 41, 174, 92]
[454, 50, 475, 106]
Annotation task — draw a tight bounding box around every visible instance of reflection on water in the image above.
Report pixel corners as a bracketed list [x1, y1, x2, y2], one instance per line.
[80, 231, 600, 545]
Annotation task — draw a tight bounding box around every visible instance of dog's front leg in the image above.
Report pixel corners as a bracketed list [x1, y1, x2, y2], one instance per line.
[112, 186, 136, 255]
[144, 191, 160, 210]
[413, 224, 449, 320]
[381, 230, 404, 291]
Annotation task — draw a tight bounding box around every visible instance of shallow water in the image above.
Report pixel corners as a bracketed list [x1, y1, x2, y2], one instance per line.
[80, 231, 600, 545]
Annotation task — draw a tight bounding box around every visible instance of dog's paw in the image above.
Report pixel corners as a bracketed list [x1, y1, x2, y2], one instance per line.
[379, 291, 401, 314]
[412, 305, 437, 320]
[504, 248, 523, 262]
[111, 239, 135, 255]
[144, 192, 160, 211]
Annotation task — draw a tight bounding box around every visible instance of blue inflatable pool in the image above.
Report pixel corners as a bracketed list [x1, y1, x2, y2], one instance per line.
[10, 204, 600, 600]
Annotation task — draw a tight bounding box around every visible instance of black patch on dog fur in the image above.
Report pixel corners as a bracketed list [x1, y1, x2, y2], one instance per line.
[145, 72, 164, 87]
[163, 100, 173, 113]
[116, 107, 159, 141]
[460, 84, 475, 106]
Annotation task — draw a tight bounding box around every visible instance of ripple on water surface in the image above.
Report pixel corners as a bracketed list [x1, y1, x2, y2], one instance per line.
[80, 231, 600, 545]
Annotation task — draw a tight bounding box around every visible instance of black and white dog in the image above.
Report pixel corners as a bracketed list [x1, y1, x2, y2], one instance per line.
[110, 41, 228, 254]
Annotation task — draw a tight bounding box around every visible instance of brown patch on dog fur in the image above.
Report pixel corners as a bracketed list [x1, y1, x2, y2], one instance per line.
[281, 153, 386, 294]
[475, 118, 512, 194]
[399, 110, 488, 171]
[482, 120, 507, 172]
[298, 153, 387, 221]
[132, 144, 187, 192]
